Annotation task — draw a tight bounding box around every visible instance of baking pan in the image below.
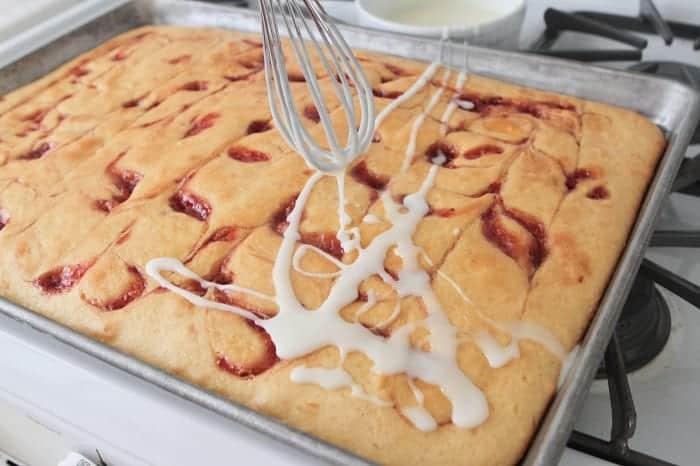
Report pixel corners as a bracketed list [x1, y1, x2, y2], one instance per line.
[0, 1, 698, 465]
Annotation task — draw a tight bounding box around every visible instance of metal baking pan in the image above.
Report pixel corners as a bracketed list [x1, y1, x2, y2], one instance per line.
[0, 1, 698, 465]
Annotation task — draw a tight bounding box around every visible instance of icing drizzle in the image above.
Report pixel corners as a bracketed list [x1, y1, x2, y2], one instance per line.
[145, 38, 574, 432]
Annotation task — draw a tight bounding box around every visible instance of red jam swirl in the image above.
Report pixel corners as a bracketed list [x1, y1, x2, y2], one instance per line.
[472, 181, 502, 197]
[463, 144, 504, 160]
[180, 80, 209, 91]
[481, 203, 548, 274]
[287, 72, 306, 82]
[0, 208, 9, 231]
[112, 167, 142, 203]
[481, 205, 518, 260]
[181, 279, 208, 296]
[425, 141, 458, 167]
[303, 105, 321, 123]
[300, 231, 344, 260]
[246, 120, 273, 135]
[19, 142, 53, 160]
[228, 146, 270, 163]
[372, 88, 404, 99]
[111, 51, 128, 61]
[34, 263, 90, 294]
[503, 206, 548, 271]
[215, 320, 279, 378]
[206, 226, 238, 244]
[169, 190, 212, 221]
[23, 108, 48, 124]
[122, 98, 141, 109]
[271, 195, 299, 234]
[183, 112, 220, 138]
[84, 266, 146, 311]
[587, 185, 610, 200]
[565, 168, 593, 191]
[71, 66, 90, 77]
[167, 54, 191, 65]
[383, 63, 411, 76]
[350, 160, 389, 190]
[456, 93, 576, 118]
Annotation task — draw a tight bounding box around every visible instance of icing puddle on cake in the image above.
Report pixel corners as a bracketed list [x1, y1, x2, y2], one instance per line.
[146, 39, 570, 431]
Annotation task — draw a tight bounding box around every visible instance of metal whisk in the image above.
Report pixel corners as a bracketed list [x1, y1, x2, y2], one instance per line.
[259, 0, 375, 172]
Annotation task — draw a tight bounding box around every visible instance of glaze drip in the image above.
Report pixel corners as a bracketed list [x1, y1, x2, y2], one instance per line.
[145, 42, 573, 432]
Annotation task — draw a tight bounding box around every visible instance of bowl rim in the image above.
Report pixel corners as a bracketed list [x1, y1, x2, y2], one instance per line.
[354, 0, 527, 36]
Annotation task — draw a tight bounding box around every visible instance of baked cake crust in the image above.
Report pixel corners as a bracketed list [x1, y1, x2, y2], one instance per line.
[0, 26, 665, 466]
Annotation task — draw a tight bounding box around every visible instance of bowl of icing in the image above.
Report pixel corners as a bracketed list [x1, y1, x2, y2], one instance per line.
[351, 0, 526, 48]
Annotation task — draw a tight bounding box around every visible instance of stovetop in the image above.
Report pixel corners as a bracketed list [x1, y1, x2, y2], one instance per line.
[0, 1, 698, 466]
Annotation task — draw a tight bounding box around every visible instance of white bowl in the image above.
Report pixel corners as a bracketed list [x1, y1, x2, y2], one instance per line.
[351, 0, 526, 49]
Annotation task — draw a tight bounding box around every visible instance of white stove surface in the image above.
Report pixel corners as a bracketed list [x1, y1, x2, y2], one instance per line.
[0, 1, 699, 465]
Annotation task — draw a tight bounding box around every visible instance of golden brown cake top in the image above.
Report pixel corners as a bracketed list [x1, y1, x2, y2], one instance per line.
[0, 26, 665, 466]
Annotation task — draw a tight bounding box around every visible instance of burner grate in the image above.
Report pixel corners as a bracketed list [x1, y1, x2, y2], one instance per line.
[568, 334, 676, 466]
[528, 0, 700, 62]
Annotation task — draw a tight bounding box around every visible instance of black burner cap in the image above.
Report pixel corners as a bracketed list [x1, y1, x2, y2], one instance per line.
[596, 274, 672, 379]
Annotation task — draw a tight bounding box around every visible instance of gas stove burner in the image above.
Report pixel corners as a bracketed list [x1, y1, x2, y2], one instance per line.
[595, 274, 671, 379]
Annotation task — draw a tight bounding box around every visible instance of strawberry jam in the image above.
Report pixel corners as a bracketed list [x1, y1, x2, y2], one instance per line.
[0, 209, 8, 231]
[169, 190, 212, 221]
[215, 321, 279, 378]
[183, 112, 220, 138]
[372, 88, 404, 99]
[350, 160, 389, 190]
[565, 168, 593, 191]
[463, 144, 504, 160]
[271, 195, 298, 234]
[301, 232, 344, 259]
[303, 105, 321, 123]
[85, 266, 145, 311]
[180, 80, 208, 91]
[19, 142, 53, 160]
[426, 141, 458, 167]
[34, 263, 90, 294]
[228, 146, 270, 163]
[246, 120, 272, 135]
[587, 185, 610, 200]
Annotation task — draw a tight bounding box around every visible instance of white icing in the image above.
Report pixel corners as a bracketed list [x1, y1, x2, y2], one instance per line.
[401, 68, 450, 172]
[291, 365, 352, 390]
[401, 406, 437, 432]
[456, 99, 475, 111]
[291, 365, 392, 407]
[363, 213, 380, 224]
[145, 43, 576, 434]
[471, 329, 520, 368]
[407, 377, 424, 404]
[375, 301, 401, 330]
[452, 227, 460, 236]
[292, 244, 345, 279]
[353, 291, 377, 322]
[374, 60, 441, 130]
[430, 150, 447, 166]
[439, 65, 468, 137]
[334, 173, 359, 253]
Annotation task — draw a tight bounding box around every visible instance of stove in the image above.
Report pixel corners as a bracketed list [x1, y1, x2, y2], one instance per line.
[0, 1, 698, 466]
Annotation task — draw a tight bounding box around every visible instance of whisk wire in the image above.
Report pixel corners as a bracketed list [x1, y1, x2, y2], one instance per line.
[260, 0, 375, 172]
[290, 0, 360, 159]
[282, 0, 343, 160]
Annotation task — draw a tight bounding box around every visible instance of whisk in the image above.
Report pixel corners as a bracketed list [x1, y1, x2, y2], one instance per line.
[259, 0, 375, 173]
